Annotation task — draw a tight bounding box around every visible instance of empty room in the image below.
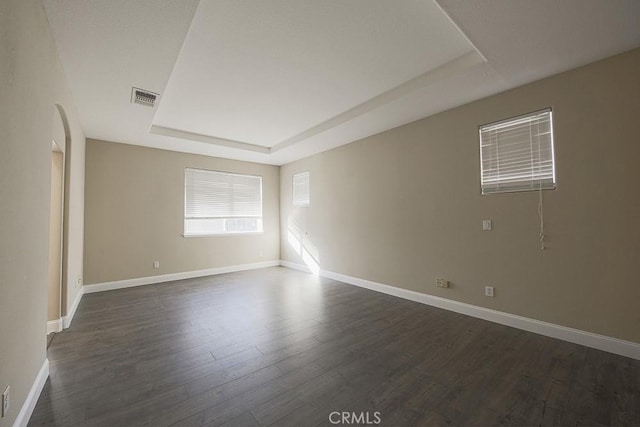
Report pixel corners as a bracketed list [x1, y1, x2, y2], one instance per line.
[2, 0, 640, 426]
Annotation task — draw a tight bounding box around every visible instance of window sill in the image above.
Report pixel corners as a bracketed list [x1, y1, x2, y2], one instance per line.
[182, 232, 265, 238]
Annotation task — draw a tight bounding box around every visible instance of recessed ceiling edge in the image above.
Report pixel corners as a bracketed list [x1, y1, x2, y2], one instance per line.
[149, 51, 485, 155]
[149, 125, 271, 154]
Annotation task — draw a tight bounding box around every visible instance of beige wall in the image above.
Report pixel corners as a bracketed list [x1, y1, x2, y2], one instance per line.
[0, 0, 86, 425]
[84, 140, 280, 284]
[281, 48, 640, 344]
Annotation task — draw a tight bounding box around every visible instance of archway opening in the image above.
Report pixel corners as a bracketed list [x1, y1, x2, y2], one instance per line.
[47, 106, 68, 344]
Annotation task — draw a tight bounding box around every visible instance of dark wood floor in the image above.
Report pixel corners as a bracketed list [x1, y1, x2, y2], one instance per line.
[29, 267, 640, 426]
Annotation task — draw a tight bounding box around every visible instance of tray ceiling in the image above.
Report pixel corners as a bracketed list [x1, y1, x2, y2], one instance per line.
[42, 0, 640, 165]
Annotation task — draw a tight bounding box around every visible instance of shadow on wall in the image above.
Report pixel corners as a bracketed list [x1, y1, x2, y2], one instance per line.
[287, 217, 320, 275]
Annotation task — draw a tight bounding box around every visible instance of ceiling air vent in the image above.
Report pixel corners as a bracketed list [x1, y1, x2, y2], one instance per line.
[131, 87, 158, 107]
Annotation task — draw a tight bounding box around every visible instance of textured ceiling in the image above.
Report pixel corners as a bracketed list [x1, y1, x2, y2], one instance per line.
[42, 0, 640, 165]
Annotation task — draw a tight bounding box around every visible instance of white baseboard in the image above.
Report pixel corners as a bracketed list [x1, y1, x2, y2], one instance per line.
[280, 261, 640, 360]
[62, 286, 84, 329]
[83, 260, 281, 294]
[46, 319, 62, 334]
[13, 358, 49, 427]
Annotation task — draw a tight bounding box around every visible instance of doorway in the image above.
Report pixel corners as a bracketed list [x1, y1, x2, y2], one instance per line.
[47, 141, 64, 344]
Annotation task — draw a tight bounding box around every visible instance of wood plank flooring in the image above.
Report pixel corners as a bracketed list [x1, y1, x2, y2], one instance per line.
[29, 267, 640, 426]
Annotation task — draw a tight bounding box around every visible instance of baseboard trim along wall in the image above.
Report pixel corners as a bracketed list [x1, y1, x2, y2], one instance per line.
[69, 260, 640, 360]
[280, 261, 640, 361]
[83, 260, 281, 294]
[46, 319, 62, 334]
[13, 358, 49, 427]
[62, 286, 85, 329]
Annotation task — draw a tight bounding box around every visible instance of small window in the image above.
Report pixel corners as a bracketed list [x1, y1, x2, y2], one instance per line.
[184, 168, 263, 236]
[293, 171, 310, 207]
[479, 109, 556, 194]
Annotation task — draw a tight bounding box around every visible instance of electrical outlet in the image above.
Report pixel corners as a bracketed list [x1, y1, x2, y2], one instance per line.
[484, 286, 495, 297]
[153, 261, 160, 269]
[77, 276, 82, 287]
[482, 220, 492, 231]
[435, 278, 449, 288]
[2, 386, 9, 418]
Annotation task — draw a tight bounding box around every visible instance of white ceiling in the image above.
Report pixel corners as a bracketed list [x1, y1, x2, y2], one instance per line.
[42, 0, 640, 165]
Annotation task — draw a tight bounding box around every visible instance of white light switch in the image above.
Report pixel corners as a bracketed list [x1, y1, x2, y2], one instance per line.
[482, 220, 492, 231]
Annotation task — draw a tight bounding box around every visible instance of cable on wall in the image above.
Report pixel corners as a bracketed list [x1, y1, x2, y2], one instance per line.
[538, 183, 545, 250]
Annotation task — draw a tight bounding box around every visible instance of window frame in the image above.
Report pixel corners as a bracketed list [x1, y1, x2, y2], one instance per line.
[292, 171, 310, 207]
[183, 167, 264, 237]
[479, 108, 557, 195]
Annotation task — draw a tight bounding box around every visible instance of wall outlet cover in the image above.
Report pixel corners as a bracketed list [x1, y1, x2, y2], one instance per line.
[436, 278, 449, 288]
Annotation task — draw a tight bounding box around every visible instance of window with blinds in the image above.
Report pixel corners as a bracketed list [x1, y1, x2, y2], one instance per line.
[293, 171, 310, 207]
[479, 109, 556, 194]
[184, 168, 263, 236]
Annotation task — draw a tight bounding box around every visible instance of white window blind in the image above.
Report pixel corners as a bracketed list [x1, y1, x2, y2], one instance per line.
[293, 171, 310, 207]
[479, 109, 556, 194]
[184, 168, 263, 236]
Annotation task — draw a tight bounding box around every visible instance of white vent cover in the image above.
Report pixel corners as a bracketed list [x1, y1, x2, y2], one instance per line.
[131, 87, 158, 107]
